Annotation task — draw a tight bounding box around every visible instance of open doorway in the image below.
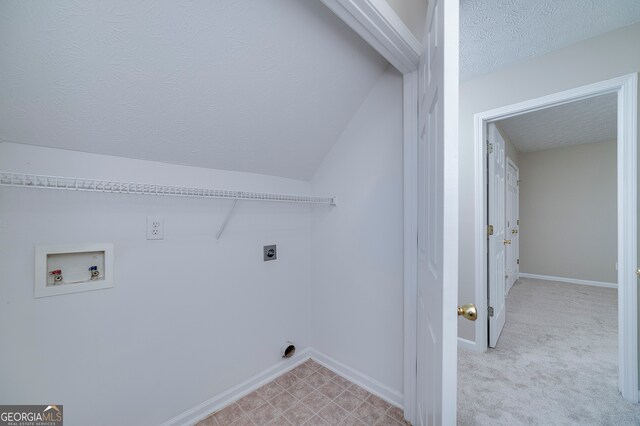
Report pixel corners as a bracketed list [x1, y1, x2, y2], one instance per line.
[488, 92, 618, 348]
[458, 75, 639, 423]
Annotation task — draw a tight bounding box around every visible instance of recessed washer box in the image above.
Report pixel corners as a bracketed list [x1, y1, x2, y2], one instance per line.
[35, 243, 114, 298]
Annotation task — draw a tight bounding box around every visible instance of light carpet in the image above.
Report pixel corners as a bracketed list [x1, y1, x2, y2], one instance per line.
[458, 278, 640, 425]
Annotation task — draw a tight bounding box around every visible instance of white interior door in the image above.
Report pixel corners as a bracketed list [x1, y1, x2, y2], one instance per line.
[488, 123, 506, 348]
[506, 159, 519, 292]
[415, 0, 458, 424]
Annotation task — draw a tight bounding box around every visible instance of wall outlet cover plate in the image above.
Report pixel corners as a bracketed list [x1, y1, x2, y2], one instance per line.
[147, 216, 164, 240]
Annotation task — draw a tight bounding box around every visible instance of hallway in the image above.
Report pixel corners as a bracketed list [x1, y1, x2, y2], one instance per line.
[458, 278, 640, 425]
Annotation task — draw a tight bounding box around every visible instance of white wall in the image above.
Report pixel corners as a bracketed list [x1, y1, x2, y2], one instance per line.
[310, 67, 404, 396]
[384, 0, 427, 40]
[458, 22, 640, 341]
[0, 143, 312, 425]
[518, 140, 617, 283]
[0, 67, 406, 424]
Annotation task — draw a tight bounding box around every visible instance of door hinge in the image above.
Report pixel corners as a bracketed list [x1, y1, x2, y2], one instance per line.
[487, 142, 493, 154]
[517, 219, 519, 225]
[487, 224, 494, 236]
[517, 259, 520, 265]
[488, 306, 494, 317]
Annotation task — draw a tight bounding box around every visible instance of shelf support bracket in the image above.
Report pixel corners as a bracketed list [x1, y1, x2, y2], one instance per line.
[216, 199, 239, 240]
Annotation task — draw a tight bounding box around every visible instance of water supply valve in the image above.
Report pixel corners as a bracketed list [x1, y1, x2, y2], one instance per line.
[49, 269, 63, 283]
[89, 266, 100, 280]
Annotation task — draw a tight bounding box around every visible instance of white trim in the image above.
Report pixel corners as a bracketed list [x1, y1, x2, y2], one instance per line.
[617, 73, 638, 401]
[319, 0, 420, 74]
[319, 1, 421, 421]
[519, 273, 617, 289]
[457, 337, 483, 353]
[161, 348, 312, 426]
[311, 350, 404, 408]
[473, 107, 488, 355]
[473, 73, 638, 401]
[161, 348, 404, 426]
[402, 71, 418, 425]
[441, 0, 460, 420]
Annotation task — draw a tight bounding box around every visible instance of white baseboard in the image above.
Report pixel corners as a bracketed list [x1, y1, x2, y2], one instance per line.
[162, 347, 403, 426]
[308, 349, 404, 408]
[519, 273, 617, 289]
[457, 337, 484, 353]
[161, 348, 312, 426]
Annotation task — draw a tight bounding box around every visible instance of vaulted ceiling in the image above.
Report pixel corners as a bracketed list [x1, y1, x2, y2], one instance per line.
[460, 0, 640, 81]
[0, 1, 388, 180]
[497, 93, 617, 153]
[5, 0, 634, 178]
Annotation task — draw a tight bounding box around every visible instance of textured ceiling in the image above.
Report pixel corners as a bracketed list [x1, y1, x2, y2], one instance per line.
[460, 0, 640, 81]
[497, 93, 617, 153]
[0, 0, 388, 180]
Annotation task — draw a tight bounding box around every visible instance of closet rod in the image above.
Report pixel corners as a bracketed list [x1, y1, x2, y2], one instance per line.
[0, 172, 336, 206]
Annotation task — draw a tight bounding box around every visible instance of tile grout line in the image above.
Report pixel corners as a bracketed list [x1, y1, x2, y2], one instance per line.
[235, 401, 257, 426]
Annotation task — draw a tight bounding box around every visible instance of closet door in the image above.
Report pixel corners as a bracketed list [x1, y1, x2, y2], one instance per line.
[488, 123, 507, 348]
[506, 158, 519, 292]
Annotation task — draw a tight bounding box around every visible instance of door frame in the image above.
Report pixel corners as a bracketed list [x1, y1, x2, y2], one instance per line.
[472, 74, 639, 402]
[318, 0, 423, 423]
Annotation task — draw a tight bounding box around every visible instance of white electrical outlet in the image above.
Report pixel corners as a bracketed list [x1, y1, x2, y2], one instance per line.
[147, 216, 164, 240]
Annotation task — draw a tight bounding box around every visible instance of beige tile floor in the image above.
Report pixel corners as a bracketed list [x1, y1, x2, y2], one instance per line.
[196, 359, 409, 426]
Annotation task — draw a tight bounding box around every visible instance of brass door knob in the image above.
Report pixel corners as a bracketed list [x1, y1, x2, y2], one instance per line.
[458, 304, 477, 321]
[512, 229, 518, 234]
[504, 239, 512, 245]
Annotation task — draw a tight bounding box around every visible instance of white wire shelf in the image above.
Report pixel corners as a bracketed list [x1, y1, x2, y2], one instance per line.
[0, 171, 336, 205]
